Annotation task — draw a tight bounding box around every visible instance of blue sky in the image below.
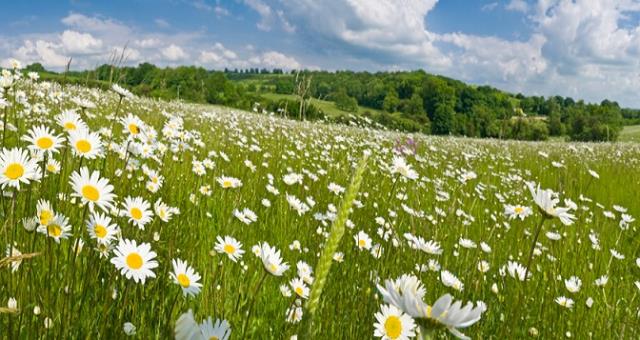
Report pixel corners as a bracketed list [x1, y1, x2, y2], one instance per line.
[2, 0, 640, 107]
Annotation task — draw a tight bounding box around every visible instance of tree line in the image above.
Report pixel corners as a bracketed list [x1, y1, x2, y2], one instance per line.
[25, 63, 635, 141]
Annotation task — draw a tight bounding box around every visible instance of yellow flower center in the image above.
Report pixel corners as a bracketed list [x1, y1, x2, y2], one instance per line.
[47, 224, 62, 237]
[5, 163, 24, 180]
[126, 252, 143, 269]
[82, 184, 100, 202]
[515, 206, 524, 214]
[177, 273, 190, 287]
[223, 244, 235, 254]
[358, 239, 366, 247]
[295, 287, 304, 296]
[94, 224, 107, 238]
[40, 210, 53, 226]
[36, 137, 54, 149]
[222, 180, 232, 188]
[76, 140, 92, 154]
[269, 263, 278, 273]
[64, 122, 77, 130]
[130, 207, 143, 220]
[384, 315, 402, 339]
[46, 164, 57, 172]
[128, 124, 139, 135]
[209, 337, 219, 340]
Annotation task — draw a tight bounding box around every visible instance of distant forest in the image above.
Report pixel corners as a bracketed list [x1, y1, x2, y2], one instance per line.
[25, 62, 640, 142]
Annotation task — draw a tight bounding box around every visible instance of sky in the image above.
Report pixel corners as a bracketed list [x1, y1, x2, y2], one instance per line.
[2, 0, 640, 107]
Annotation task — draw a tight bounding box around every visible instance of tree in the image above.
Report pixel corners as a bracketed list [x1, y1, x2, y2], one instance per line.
[333, 89, 358, 112]
[404, 92, 424, 115]
[431, 103, 454, 135]
[383, 89, 400, 112]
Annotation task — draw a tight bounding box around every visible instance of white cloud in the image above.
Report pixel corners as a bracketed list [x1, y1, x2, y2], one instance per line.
[505, 0, 528, 13]
[134, 38, 162, 49]
[198, 42, 301, 70]
[280, 0, 450, 68]
[14, 40, 68, 68]
[162, 44, 188, 61]
[61, 13, 130, 36]
[215, 5, 230, 16]
[256, 51, 301, 69]
[440, 33, 547, 80]
[154, 18, 170, 28]
[60, 30, 103, 54]
[243, 0, 273, 31]
[482, 2, 499, 12]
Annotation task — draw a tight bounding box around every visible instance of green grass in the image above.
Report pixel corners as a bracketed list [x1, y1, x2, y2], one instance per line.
[0, 75, 639, 339]
[258, 92, 386, 119]
[620, 125, 640, 142]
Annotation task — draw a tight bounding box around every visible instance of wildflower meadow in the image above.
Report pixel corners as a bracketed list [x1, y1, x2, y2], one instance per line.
[0, 61, 639, 339]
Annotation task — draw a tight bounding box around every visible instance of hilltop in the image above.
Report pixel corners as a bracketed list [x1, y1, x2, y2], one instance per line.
[23, 62, 638, 142]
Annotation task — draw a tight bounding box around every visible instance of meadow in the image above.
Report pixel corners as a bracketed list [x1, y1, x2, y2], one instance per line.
[0, 63, 639, 339]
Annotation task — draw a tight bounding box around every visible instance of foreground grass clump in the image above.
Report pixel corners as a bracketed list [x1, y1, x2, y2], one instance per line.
[0, 64, 639, 339]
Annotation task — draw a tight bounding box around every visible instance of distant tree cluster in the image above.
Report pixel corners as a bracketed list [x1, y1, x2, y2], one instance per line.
[267, 70, 627, 141]
[29, 63, 630, 141]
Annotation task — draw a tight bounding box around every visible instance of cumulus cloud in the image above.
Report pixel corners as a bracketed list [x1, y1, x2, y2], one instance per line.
[162, 44, 188, 61]
[253, 51, 301, 69]
[60, 30, 103, 54]
[13, 40, 68, 68]
[198, 42, 301, 70]
[280, 0, 450, 68]
[505, 0, 529, 13]
[61, 13, 130, 36]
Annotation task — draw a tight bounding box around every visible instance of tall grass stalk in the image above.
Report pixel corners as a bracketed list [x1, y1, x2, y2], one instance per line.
[302, 154, 369, 337]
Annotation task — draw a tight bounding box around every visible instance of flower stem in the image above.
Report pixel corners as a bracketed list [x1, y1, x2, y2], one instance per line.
[525, 216, 546, 280]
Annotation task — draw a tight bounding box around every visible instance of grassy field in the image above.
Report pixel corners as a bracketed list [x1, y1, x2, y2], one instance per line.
[0, 68, 639, 339]
[620, 125, 640, 142]
[257, 92, 387, 119]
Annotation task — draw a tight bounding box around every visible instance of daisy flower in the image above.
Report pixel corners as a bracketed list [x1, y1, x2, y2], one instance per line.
[199, 317, 231, 340]
[555, 296, 574, 309]
[86, 212, 119, 245]
[110, 239, 158, 284]
[55, 110, 87, 132]
[377, 275, 485, 339]
[527, 182, 575, 225]
[36, 199, 55, 226]
[175, 310, 231, 340]
[564, 276, 582, 293]
[504, 204, 532, 220]
[112, 83, 134, 99]
[45, 159, 60, 174]
[68, 128, 103, 159]
[289, 277, 309, 299]
[170, 259, 203, 297]
[259, 242, 289, 276]
[440, 270, 464, 291]
[217, 176, 242, 189]
[373, 304, 416, 340]
[70, 167, 116, 212]
[233, 208, 257, 225]
[390, 156, 418, 180]
[122, 196, 153, 230]
[22, 125, 64, 156]
[214, 236, 244, 262]
[355, 230, 372, 250]
[0, 148, 39, 189]
[120, 114, 144, 137]
[154, 198, 179, 223]
[38, 214, 71, 243]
